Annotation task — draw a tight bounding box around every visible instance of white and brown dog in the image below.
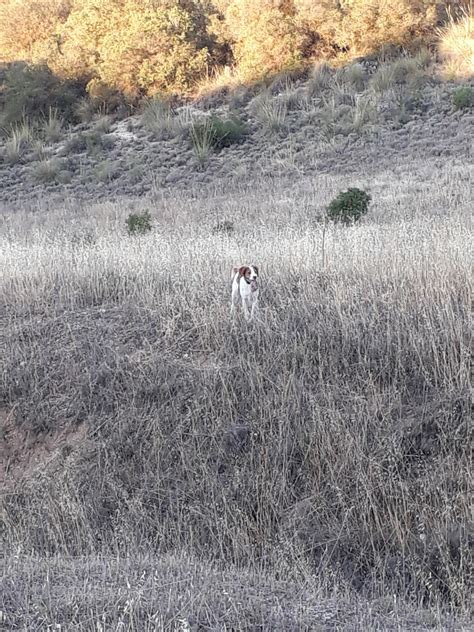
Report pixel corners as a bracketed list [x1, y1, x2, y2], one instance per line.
[231, 265, 259, 320]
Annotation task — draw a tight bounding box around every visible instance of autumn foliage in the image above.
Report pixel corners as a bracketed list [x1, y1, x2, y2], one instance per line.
[0, 0, 471, 97]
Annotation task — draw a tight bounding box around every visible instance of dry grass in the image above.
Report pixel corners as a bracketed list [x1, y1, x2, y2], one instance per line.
[438, 5, 474, 80]
[190, 117, 214, 164]
[42, 107, 64, 143]
[141, 98, 191, 140]
[2, 554, 469, 630]
[0, 163, 472, 627]
[31, 157, 63, 182]
[2, 120, 33, 164]
[251, 91, 288, 132]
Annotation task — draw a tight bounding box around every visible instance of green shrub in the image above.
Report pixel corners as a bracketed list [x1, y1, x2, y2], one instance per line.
[327, 187, 371, 225]
[191, 115, 246, 150]
[0, 62, 85, 127]
[212, 219, 235, 235]
[126, 211, 153, 236]
[452, 86, 473, 110]
[210, 114, 246, 148]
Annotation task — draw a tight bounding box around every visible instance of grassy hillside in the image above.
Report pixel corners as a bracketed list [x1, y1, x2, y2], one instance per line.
[1, 56, 473, 207]
[1, 34, 473, 629]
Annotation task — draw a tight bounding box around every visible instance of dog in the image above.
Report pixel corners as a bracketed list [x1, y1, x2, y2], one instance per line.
[231, 265, 259, 320]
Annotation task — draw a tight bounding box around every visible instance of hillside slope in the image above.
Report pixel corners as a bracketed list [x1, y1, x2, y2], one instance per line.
[1, 61, 473, 630]
[1, 61, 472, 207]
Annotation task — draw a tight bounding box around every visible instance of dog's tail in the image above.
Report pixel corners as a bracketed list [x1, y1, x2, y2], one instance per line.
[231, 265, 240, 279]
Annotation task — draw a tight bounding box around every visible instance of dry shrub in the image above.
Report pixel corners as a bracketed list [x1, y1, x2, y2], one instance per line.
[438, 6, 474, 79]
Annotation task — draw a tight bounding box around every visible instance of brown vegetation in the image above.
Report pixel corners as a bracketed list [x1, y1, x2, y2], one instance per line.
[0, 0, 471, 101]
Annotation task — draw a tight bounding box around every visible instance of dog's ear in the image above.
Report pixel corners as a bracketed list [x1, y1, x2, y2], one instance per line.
[239, 266, 250, 277]
[252, 265, 259, 275]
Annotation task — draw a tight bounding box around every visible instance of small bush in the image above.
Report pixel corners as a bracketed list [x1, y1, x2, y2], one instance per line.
[327, 187, 371, 225]
[126, 211, 153, 235]
[190, 114, 246, 151]
[452, 86, 473, 110]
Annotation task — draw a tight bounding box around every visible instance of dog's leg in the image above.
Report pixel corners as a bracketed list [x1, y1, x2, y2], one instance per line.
[231, 284, 239, 316]
[250, 299, 258, 321]
[242, 298, 250, 321]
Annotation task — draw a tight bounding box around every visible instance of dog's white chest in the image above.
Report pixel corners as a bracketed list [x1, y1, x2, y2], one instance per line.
[239, 278, 258, 302]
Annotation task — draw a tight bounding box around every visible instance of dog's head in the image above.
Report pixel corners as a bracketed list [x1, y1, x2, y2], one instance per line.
[234, 265, 259, 290]
[233, 265, 258, 279]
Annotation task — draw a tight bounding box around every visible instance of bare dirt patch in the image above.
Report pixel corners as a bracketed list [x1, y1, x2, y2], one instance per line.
[0, 407, 86, 491]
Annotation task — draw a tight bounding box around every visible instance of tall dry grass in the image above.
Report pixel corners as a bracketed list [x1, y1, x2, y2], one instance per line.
[1, 169, 472, 627]
[438, 5, 474, 79]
